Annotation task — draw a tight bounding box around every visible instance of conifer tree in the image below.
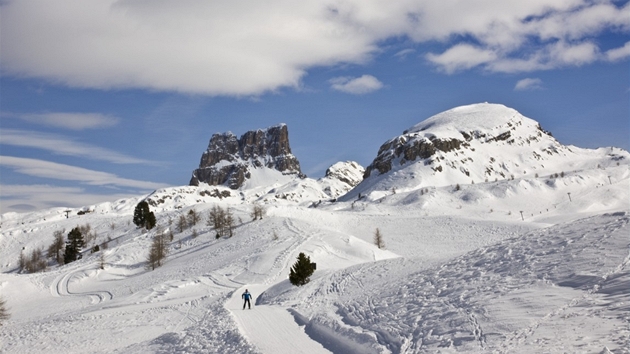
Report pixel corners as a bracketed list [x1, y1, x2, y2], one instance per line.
[289, 252, 314, 286]
[133, 201, 156, 230]
[64, 227, 84, 264]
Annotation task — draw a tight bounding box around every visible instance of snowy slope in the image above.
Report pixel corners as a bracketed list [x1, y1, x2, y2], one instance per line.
[1, 103, 629, 353]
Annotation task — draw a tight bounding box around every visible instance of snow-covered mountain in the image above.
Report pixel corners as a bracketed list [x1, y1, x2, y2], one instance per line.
[343, 103, 628, 201]
[1, 103, 629, 353]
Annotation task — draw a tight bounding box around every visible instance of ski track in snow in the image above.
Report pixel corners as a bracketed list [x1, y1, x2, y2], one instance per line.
[322, 212, 630, 353]
[50, 265, 114, 304]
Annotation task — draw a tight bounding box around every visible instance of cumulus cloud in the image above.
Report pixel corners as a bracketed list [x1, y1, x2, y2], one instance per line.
[1, 0, 628, 94]
[16, 112, 119, 130]
[605, 41, 630, 61]
[426, 44, 497, 74]
[1, 129, 155, 165]
[515, 78, 544, 91]
[330, 75, 384, 94]
[0, 156, 166, 189]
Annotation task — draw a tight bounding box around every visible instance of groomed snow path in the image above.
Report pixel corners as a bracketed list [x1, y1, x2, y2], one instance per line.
[228, 284, 331, 354]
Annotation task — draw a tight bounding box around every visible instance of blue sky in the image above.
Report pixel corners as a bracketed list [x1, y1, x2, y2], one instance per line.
[1, 0, 629, 213]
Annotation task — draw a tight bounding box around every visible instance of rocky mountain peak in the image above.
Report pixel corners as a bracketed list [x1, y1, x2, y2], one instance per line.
[346, 102, 625, 199]
[190, 124, 303, 189]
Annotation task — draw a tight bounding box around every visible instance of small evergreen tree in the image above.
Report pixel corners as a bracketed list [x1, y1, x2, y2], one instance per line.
[374, 228, 385, 249]
[289, 252, 314, 286]
[64, 227, 84, 264]
[145, 211, 156, 230]
[133, 201, 156, 230]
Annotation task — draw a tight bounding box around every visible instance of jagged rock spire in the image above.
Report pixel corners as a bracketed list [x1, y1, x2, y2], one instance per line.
[190, 124, 303, 189]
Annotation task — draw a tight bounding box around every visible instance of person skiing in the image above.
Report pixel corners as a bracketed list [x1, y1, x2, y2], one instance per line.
[242, 289, 252, 310]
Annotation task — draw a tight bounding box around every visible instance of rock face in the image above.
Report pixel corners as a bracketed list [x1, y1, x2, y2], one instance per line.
[363, 103, 556, 180]
[190, 124, 303, 189]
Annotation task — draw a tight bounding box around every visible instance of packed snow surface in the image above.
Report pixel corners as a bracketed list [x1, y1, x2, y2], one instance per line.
[1, 103, 629, 353]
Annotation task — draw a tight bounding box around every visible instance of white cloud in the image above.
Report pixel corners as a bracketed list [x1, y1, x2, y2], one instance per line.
[1, 129, 156, 165]
[0, 156, 166, 190]
[425, 44, 497, 74]
[548, 41, 599, 66]
[515, 78, 544, 91]
[605, 41, 630, 61]
[394, 49, 416, 60]
[330, 75, 384, 94]
[1, 0, 628, 94]
[17, 112, 119, 130]
[0, 184, 138, 214]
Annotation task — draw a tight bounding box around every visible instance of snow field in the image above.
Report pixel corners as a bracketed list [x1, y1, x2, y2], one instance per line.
[0, 164, 628, 353]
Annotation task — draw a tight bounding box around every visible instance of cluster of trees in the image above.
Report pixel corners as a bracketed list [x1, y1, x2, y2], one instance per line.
[176, 209, 201, 233]
[207, 205, 235, 238]
[133, 201, 156, 230]
[18, 248, 47, 273]
[19, 225, 92, 273]
[251, 204, 265, 220]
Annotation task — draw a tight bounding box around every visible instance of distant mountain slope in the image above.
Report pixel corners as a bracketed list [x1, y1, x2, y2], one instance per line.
[343, 103, 628, 200]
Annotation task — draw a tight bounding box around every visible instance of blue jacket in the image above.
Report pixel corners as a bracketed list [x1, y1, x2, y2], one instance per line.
[242, 291, 252, 300]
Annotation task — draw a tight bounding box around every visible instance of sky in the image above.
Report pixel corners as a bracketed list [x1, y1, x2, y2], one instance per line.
[1, 0, 629, 214]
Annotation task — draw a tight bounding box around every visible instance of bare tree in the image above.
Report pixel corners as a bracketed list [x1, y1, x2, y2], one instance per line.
[251, 204, 266, 221]
[0, 295, 9, 324]
[24, 248, 47, 273]
[98, 253, 106, 270]
[47, 230, 65, 265]
[18, 251, 26, 272]
[147, 232, 169, 270]
[187, 209, 200, 227]
[177, 214, 188, 233]
[374, 228, 385, 249]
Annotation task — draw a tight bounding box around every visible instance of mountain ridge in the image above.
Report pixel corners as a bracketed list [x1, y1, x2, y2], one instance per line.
[342, 102, 628, 201]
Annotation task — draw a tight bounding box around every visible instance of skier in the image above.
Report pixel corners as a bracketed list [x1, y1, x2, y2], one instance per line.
[242, 289, 252, 310]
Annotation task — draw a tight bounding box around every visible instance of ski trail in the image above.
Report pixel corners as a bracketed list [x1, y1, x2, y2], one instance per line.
[227, 285, 331, 354]
[50, 266, 113, 304]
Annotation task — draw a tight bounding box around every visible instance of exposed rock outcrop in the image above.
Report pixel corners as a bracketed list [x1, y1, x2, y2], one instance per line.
[324, 161, 365, 188]
[190, 124, 303, 189]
